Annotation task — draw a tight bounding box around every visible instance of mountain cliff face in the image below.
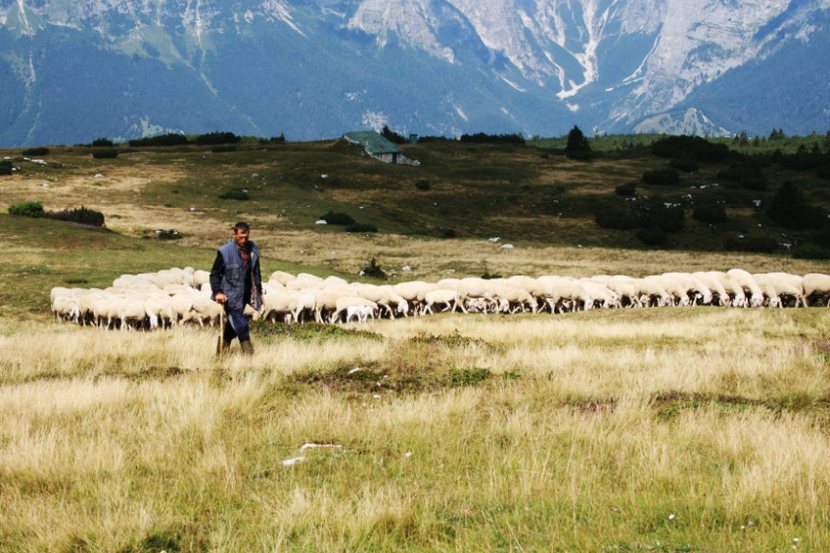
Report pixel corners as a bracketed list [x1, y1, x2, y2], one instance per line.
[0, 0, 828, 146]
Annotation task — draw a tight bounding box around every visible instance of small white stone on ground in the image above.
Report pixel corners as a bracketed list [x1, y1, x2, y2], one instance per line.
[281, 456, 306, 466]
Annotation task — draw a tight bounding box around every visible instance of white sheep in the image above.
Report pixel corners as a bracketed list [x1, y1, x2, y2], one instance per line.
[727, 269, 765, 308]
[331, 296, 378, 323]
[423, 289, 467, 315]
[803, 273, 830, 306]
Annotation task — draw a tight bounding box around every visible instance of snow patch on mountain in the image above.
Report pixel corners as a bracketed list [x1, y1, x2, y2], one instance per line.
[348, 0, 457, 63]
[260, 0, 306, 36]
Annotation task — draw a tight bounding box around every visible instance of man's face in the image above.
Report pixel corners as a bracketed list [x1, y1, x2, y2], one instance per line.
[234, 229, 249, 248]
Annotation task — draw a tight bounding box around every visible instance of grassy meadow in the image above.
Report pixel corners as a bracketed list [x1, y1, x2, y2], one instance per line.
[0, 138, 829, 551]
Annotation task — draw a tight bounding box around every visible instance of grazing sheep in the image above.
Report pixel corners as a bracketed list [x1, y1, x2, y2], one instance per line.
[423, 289, 467, 315]
[803, 273, 830, 306]
[331, 296, 378, 324]
[727, 269, 765, 308]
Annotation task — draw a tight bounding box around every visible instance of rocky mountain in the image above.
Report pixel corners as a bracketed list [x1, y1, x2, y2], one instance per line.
[0, 0, 828, 146]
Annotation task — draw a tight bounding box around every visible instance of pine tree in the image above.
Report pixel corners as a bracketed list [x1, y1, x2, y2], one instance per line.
[565, 125, 590, 152]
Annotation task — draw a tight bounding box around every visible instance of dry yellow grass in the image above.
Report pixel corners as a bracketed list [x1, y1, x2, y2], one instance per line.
[1, 306, 829, 550]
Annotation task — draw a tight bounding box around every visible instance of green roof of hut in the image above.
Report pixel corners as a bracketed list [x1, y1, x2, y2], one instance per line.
[343, 131, 401, 155]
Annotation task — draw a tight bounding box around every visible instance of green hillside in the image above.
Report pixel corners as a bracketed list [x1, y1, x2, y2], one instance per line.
[2, 133, 829, 257]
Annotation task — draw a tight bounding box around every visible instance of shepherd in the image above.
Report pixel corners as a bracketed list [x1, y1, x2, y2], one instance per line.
[210, 221, 263, 355]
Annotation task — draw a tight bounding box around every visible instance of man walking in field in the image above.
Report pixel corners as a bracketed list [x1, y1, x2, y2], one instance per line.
[210, 222, 263, 355]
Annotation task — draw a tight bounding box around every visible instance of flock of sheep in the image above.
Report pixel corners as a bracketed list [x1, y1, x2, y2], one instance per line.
[50, 267, 830, 330]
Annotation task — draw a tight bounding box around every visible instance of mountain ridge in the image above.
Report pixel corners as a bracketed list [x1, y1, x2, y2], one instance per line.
[0, 0, 828, 146]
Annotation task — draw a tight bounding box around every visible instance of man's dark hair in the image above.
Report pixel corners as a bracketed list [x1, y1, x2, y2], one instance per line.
[233, 221, 250, 233]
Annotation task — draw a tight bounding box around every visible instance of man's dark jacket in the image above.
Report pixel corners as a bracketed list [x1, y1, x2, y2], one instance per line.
[209, 239, 263, 312]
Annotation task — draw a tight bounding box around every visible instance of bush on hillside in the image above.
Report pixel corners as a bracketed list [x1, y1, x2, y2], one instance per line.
[8, 201, 44, 218]
[22, 147, 49, 156]
[692, 204, 728, 224]
[595, 206, 640, 230]
[615, 182, 637, 197]
[345, 223, 378, 233]
[459, 133, 525, 145]
[767, 182, 826, 230]
[437, 227, 457, 239]
[218, 190, 249, 201]
[46, 206, 105, 227]
[92, 148, 119, 159]
[793, 244, 830, 260]
[670, 158, 699, 173]
[724, 236, 777, 253]
[645, 205, 685, 232]
[195, 132, 240, 145]
[319, 211, 355, 225]
[415, 180, 432, 191]
[0, 160, 12, 175]
[651, 135, 730, 162]
[129, 133, 189, 147]
[92, 138, 114, 147]
[642, 168, 680, 185]
[717, 164, 768, 190]
[636, 227, 666, 246]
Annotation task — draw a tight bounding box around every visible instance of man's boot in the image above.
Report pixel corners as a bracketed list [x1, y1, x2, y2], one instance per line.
[240, 340, 254, 356]
[216, 336, 232, 357]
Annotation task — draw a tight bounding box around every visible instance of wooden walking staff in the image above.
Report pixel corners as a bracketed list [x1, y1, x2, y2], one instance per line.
[218, 308, 226, 355]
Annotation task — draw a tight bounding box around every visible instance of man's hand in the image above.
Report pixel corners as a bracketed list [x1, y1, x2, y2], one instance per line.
[215, 293, 228, 305]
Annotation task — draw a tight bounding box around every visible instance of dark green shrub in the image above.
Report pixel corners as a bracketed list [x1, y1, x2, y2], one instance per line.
[320, 211, 355, 225]
[670, 159, 698, 172]
[767, 182, 826, 230]
[91, 148, 119, 159]
[636, 227, 666, 246]
[437, 227, 457, 238]
[92, 138, 114, 147]
[195, 132, 240, 145]
[8, 201, 44, 217]
[717, 164, 769, 191]
[459, 133, 525, 145]
[128, 133, 188, 147]
[0, 160, 12, 175]
[642, 168, 680, 185]
[46, 206, 105, 227]
[793, 244, 830, 259]
[811, 226, 830, 249]
[615, 182, 636, 197]
[724, 236, 777, 253]
[693, 204, 728, 224]
[360, 257, 387, 279]
[22, 147, 49, 156]
[595, 206, 639, 230]
[345, 223, 378, 233]
[818, 166, 830, 180]
[651, 135, 729, 162]
[739, 175, 768, 191]
[211, 145, 237, 153]
[648, 206, 685, 232]
[415, 180, 431, 191]
[158, 229, 183, 240]
[218, 190, 249, 201]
